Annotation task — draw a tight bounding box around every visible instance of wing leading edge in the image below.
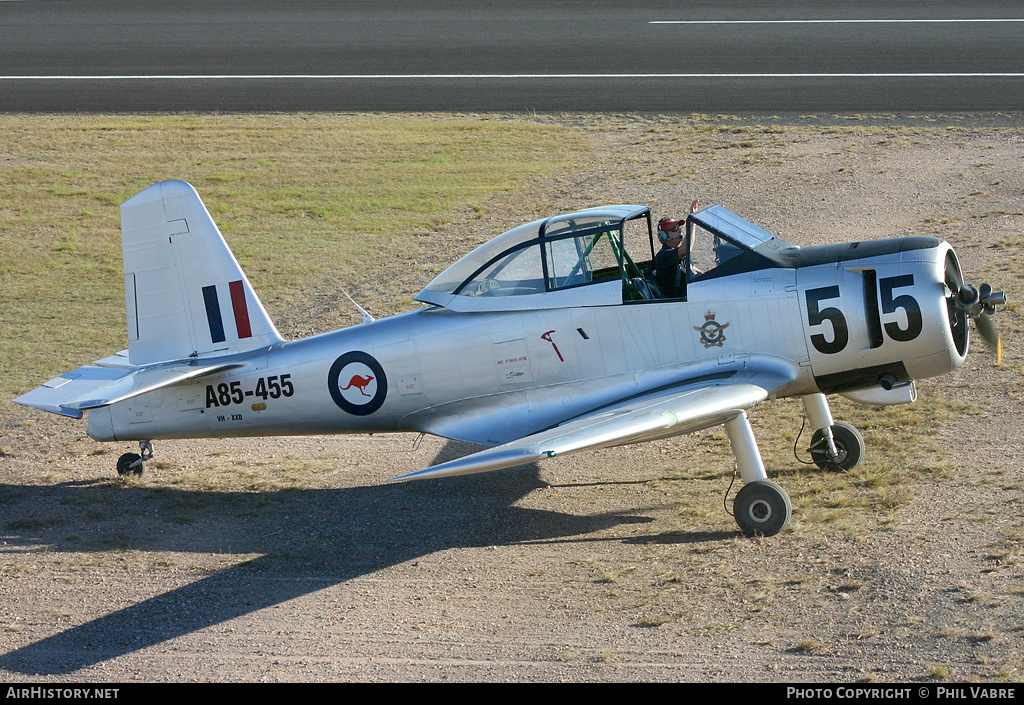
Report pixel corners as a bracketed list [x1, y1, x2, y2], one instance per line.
[390, 382, 770, 482]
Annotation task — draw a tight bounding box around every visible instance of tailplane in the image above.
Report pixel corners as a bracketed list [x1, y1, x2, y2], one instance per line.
[121, 180, 283, 365]
[13, 180, 282, 418]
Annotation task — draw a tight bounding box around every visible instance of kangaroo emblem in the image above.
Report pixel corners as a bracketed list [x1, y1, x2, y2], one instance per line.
[327, 352, 388, 416]
[340, 374, 374, 396]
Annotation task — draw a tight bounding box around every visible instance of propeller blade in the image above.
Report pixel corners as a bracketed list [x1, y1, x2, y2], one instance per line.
[945, 255, 964, 293]
[975, 313, 1003, 366]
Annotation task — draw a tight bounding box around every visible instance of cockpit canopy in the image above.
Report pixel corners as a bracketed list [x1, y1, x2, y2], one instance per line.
[416, 205, 652, 312]
[414, 203, 788, 312]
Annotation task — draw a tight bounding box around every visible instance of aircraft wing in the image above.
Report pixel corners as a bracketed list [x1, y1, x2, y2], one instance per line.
[390, 382, 769, 482]
[13, 354, 246, 418]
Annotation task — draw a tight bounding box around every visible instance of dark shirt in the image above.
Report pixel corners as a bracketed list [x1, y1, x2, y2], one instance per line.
[654, 244, 684, 298]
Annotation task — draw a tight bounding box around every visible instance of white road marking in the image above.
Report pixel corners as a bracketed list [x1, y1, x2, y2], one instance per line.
[650, 19, 1024, 24]
[1, 74, 1022, 80]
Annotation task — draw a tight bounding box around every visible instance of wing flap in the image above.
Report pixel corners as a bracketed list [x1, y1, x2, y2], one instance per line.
[390, 382, 768, 482]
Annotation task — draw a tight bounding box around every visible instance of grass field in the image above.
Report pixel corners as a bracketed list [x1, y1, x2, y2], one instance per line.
[0, 114, 589, 411]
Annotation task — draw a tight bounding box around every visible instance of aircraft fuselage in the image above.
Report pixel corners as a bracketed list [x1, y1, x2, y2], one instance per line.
[87, 237, 964, 447]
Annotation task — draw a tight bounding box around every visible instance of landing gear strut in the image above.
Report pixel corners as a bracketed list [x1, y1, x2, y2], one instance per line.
[725, 411, 792, 536]
[722, 393, 867, 535]
[117, 440, 153, 477]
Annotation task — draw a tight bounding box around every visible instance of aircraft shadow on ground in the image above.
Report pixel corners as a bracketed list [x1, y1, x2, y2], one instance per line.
[0, 441, 654, 676]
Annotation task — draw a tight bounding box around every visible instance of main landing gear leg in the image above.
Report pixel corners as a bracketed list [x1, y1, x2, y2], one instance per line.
[725, 411, 791, 536]
[802, 393, 865, 472]
[117, 440, 153, 477]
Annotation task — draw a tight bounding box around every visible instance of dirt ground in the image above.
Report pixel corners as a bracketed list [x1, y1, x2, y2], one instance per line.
[2, 113, 1023, 683]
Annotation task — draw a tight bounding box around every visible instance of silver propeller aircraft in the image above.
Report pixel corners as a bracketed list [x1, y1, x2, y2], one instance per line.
[14, 180, 1005, 536]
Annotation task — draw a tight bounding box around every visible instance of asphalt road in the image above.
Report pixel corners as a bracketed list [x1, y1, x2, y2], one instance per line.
[2, 0, 1023, 112]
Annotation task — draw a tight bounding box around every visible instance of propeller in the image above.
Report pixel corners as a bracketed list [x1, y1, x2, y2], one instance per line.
[951, 279, 1007, 365]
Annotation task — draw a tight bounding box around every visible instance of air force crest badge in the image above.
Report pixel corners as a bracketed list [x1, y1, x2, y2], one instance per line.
[693, 311, 730, 348]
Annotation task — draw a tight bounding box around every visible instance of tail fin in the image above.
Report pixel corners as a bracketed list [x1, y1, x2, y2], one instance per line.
[121, 180, 283, 365]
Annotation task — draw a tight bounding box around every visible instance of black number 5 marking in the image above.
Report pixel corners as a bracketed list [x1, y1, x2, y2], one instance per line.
[806, 286, 849, 354]
[879, 275, 923, 342]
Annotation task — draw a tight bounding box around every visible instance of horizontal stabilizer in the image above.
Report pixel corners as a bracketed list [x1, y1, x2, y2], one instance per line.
[14, 365, 133, 418]
[391, 383, 768, 482]
[13, 357, 247, 418]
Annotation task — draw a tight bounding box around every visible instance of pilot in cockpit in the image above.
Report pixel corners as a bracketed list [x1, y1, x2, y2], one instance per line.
[653, 199, 700, 298]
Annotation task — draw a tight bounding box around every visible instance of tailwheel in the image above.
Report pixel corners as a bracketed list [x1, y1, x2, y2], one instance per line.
[733, 480, 791, 536]
[116, 441, 153, 477]
[809, 421, 864, 472]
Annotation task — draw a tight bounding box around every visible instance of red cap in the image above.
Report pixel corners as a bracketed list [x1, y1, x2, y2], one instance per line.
[658, 217, 684, 232]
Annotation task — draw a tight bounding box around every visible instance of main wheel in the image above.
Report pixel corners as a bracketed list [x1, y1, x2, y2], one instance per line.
[117, 452, 144, 477]
[734, 480, 791, 536]
[809, 421, 864, 472]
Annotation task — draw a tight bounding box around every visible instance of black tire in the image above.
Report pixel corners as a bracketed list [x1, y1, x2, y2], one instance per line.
[117, 452, 143, 477]
[734, 480, 792, 536]
[809, 421, 864, 472]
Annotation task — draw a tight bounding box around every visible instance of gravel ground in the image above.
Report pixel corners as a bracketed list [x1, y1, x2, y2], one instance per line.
[1, 113, 1023, 683]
